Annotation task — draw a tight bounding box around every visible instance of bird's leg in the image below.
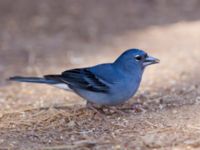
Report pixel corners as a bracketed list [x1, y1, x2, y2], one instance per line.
[86, 101, 107, 118]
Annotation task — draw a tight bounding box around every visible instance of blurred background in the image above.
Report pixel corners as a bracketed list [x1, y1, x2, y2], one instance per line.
[0, 0, 200, 149]
[0, 0, 200, 83]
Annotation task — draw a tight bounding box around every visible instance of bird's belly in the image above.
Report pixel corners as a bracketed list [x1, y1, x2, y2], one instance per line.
[74, 83, 140, 106]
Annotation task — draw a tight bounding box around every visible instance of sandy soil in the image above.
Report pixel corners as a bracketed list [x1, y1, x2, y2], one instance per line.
[0, 0, 200, 149]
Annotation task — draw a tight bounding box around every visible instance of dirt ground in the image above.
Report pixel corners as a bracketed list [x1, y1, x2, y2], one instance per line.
[0, 0, 200, 149]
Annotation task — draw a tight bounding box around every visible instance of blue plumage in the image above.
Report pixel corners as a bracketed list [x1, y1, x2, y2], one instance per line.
[9, 48, 159, 106]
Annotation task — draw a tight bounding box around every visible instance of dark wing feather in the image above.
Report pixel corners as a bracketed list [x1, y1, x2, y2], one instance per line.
[44, 68, 110, 93]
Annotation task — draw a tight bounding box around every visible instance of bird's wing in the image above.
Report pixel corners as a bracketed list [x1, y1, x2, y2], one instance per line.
[44, 68, 110, 93]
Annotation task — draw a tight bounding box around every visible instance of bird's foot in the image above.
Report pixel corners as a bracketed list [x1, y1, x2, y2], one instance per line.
[86, 102, 128, 116]
[86, 102, 108, 119]
[101, 106, 127, 115]
[131, 102, 147, 113]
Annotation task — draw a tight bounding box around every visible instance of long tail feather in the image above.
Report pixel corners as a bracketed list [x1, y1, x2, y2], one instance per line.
[9, 76, 59, 84]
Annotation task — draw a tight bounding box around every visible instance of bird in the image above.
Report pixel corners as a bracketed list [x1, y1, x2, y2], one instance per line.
[9, 48, 159, 106]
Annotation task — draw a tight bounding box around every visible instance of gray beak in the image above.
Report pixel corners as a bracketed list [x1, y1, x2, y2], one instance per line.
[143, 56, 160, 67]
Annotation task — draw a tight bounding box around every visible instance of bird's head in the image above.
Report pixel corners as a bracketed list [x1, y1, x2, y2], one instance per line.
[114, 48, 160, 72]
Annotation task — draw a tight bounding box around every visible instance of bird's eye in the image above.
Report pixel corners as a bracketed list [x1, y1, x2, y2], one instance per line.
[135, 55, 142, 61]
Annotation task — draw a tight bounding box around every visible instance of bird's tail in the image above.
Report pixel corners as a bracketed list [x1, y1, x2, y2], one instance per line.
[8, 76, 59, 84]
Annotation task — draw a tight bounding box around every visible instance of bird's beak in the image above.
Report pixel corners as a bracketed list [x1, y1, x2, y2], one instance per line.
[143, 56, 160, 67]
